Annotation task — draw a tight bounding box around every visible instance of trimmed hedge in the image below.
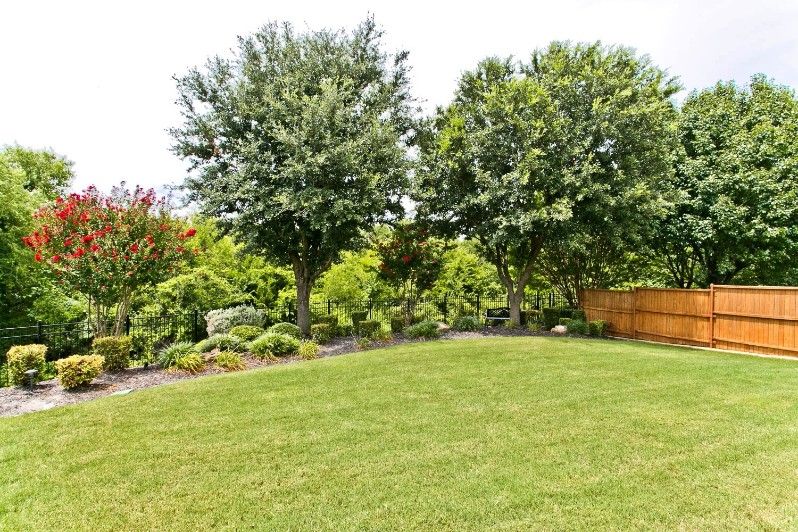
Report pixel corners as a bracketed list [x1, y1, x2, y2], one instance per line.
[351, 311, 368, 331]
[250, 333, 300, 358]
[568, 320, 588, 335]
[314, 315, 339, 328]
[404, 321, 440, 339]
[542, 308, 560, 330]
[310, 323, 334, 344]
[55, 355, 104, 389]
[7, 344, 47, 386]
[390, 317, 405, 333]
[357, 320, 381, 338]
[268, 322, 302, 339]
[92, 336, 132, 371]
[589, 320, 609, 337]
[452, 316, 481, 331]
[572, 309, 587, 322]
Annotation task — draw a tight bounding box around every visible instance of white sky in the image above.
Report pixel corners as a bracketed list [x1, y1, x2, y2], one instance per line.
[2, 0, 797, 193]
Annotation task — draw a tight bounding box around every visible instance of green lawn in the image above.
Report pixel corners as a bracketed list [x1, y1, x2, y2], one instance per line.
[0, 337, 796, 530]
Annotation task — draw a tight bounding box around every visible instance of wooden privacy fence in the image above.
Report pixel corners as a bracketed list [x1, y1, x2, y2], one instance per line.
[580, 285, 798, 358]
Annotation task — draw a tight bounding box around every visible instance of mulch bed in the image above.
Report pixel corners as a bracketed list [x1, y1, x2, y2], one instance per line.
[0, 327, 573, 417]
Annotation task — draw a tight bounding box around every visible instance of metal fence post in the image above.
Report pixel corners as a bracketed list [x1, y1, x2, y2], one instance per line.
[368, 299, 373, 320]
[36, 321, 43, 343]
[476, 294, 481, 316]
[549, 292, 554, 308]
[192, 309, 199, 342]
[124, 315, 131, 336]
[327, 299, 331, 315]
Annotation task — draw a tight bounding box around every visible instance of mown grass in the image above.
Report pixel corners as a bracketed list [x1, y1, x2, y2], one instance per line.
[0, 337, 796, 530]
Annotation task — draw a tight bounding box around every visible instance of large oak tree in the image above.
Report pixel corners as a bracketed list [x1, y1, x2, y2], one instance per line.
[171, 18, 417, 334]
[414, 43, 678, 323]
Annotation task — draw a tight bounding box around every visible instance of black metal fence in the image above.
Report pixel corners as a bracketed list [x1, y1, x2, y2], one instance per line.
[0, 291, 569, 387]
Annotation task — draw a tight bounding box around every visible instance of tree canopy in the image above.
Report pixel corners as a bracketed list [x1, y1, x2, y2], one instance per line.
[171, 17, 417, 334]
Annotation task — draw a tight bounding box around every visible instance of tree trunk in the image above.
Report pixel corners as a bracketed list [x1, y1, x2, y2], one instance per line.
[508, 290, 523, 325]
[295, 277, 312, 337]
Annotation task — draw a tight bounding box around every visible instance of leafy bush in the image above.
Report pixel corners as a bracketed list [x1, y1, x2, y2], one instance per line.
[559, 318, 573, 327]
[357, 320, 381, 338]
[268, 322, 302, 339]
[390, 317, 405, 333]
[194, 334, 245, 354]
[7, 344, 47, 386]
[215, 351, 245, 371]
[298, 341, 320, 360]
[568, 320, 589, 335]
[542, 308, 560, 330]
[404, 321, 440, 339]
[157, 342, 196, 369]
[92, 336, 132, 371]
[369, 328, 393, 343]
[350, 311, 368, 331]
[205, 305, 265, 336]
[173, 353, 205, 373]
[559, 308, 576, 319]
[589, 320, 609, 337]
[229, 325, 266, 342]
[250, 333, 300, 359]
[572, 309, 587, 322]
[337, 324, 354, 337]
[310, 323, 334, 344]
[314, 315, 339, 328]
[54, 355, 104, 389]
[526, 309, 542, 324]
[453, 316, 481, 331]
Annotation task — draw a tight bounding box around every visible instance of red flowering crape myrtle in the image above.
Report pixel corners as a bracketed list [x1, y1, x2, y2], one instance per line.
[22, 185, 196, 335]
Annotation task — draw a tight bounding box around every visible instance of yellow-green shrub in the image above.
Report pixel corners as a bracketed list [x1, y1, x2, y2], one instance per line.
[54, 355, 104, 389]
[173, 353, 205, 373]
[7, 344, 47, 385]
[298, 341, 319, 360]
[92, 336, 132, 371]
[215, 351, 245, 371]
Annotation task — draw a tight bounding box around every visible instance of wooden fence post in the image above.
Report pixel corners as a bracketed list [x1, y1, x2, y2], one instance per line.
[708, 284, 715, 348]
[631, 287, 637, 340]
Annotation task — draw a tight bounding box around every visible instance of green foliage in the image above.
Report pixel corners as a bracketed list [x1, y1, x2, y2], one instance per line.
[351, 311, 368, 331]
[315, 249, 391, 302]
[651, 76, 798, 287]
[374, 221, 445, 300]
[452, 316, 481, 331]
[390, 317, 405, 333]
[428, 241, 503, 299]
[542, 308, 560, 330]
[559, 308, 575, 319]
[214, 351, 245, 371]
[267, 322, 301, 339]
[205, 306, 265, 336]
[194, 334, 245, 354]
[250, 333, 300, 359]
[172, 18, 418, 335]
[54, 355, 104, 389]
[526, 310, 542, 325]
[572, 310, 587, 322]
[568, 320, 589, 335]
[138, 267, 250, 316]
[6, 344, 47, 385]
[404, 321, 440, 339]
[310, 324, 334, 344]
[415, 43, 678, 323]
[559, 318, 573, 327]
[314, 315, 339, 328]
[157, 342, 196, 369]
[357, 320, 382, 338]
[337, 324, 354, 337]
[589, 320, 609, 337]
[228, 325, 266, 342]
[172, 353, 205, 374]
[92, 336, 132, 371]
[298, 341, 320, 360]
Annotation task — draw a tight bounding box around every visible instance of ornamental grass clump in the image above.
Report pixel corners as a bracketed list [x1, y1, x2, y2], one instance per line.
[55, 355, 104, 389]
[157, 341, 196, 369]
[298, 341, 320, 360]
[92, 335, 132, 371]
[7, 344, 47, 386]
[215, 351, 245, 371]
[172, 353, 205, 374]
[194, 334, 245, 354]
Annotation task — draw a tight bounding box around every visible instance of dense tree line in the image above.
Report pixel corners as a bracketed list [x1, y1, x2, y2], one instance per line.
[4, 17, 798, 330]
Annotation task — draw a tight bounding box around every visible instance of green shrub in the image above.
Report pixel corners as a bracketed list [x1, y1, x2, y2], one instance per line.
[589, 320, 609, 337]
[572, 309, 587, 322]
[54, 355, 104, 389]
[559, 318, 573, 327]
[404, 321, 440, 339]
[337, 324, 354, 337]
[371, 328, 394, 342]
[205, 305, 265, 336]
[560, 308, 576, 319]
[250, 333, 300, 359]
[453, 316, 481, 331]
[173, 353, 205, 373]
[267, 322, 301, 339]
[526, 309, 542, 324]
[215, 350, 245, 371]
[7, 344, 47, 386]
[157, 341, 196, 368]
[350, 311, 368, 331]
[568, 320, 589, 335]
[229, 325, 266, 342]
[298, 341, 320, 360]
[310, 323, 334, 344]
[194, 334, 245, 354]
[314, 315, 339, 328]
[357, 320, 381, 338]
[92, 336, 132, 371]
[542, 308, 560, 329]
[390, 317, 405, 333]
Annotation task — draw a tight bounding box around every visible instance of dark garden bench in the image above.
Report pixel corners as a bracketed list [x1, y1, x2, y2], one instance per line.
[485, 307, 511, 325]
